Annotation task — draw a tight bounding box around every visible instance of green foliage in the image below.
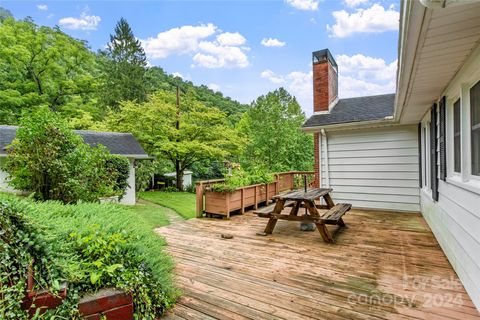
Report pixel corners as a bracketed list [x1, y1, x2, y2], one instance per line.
[145, 67, 248, 123]
[0, 18, 98, 124]
[238, 88, 314, 172]
[104, 155, 130, 199]
[209, 167, 275, 193]
[0, 7, 13, 22]
[104, 90, 245, 190]
[4, 109, 128, 203]
[0, 200, 64, 319]
[0, 193, 176, 318]
[99, 18, 147, 109]
[139, 191, 195, 219]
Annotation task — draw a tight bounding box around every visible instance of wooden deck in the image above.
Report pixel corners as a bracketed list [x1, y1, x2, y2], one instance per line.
[157, 208, 480, 320]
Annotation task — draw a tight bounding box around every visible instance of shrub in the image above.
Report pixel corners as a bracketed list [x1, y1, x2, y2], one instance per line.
[104, 154, 130, 199]
[0, 199, 66, 319]
[0, 193, 176, 319]
[4, 109, 129, 203]
[210, 167, 274, 193]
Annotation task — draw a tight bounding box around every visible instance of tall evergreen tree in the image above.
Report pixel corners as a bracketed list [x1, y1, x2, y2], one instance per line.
[100, 17, 147, 109]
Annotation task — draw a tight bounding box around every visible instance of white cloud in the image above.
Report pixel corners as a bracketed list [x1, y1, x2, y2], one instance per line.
[344, 0, 368, 8]
[37, 4, 48, 11]
[258, 53, 397, 114]
[327, 4, 399, 38]
[216, 32, 246, 46]
[261, 38, 286, 47]
[208, 83, 221, 91]
[172, 72, 183, 78]
[58, 11, 101, 31]
[336, 54, 397, 82]
[141, 24, 249, 69]
[261, 70, 285, 84]
[193, 41, 249, 68]
[141, 24, 217, 59]
[285, 0, 318, 11]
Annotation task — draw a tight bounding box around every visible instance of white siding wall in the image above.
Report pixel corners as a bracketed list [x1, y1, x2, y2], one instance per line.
[419, 44, 480, 310]
[320, 125, 420, 212]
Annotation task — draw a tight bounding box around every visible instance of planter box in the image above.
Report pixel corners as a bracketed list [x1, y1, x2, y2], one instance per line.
[79, 288, 133, 320]
[21, 284, 68, 317]
[205, 182, 277, 218]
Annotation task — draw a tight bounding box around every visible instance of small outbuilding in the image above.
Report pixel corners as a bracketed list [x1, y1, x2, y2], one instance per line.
[164, 170, 193, 190]
[0, 125, 149, 205]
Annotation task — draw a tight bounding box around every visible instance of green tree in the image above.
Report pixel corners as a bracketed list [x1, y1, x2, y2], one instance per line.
[0, 7, 13, 22]
[4, 108, 129, 203]
[99, 18, 147, 109]
[0, 18, 98, 124]
[104, 90, 244, 190]
[238, 88, 313, 172]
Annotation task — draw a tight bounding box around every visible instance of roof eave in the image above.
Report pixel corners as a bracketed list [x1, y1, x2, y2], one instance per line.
[301, 118, 397, 132]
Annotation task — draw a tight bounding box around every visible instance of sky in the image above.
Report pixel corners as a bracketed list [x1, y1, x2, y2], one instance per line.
[0, 0, 400, 115]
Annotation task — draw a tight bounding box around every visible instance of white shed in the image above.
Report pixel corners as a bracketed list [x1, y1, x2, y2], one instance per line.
[164, 170, 193, 190]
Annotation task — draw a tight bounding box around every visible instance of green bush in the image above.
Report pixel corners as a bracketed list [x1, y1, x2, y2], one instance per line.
[104, 154, 130, 199]
[4, 109, 129, 203]
[210, 167, 274, 193]
[0, 199, 64, 319]
[0, 194, 176, 319]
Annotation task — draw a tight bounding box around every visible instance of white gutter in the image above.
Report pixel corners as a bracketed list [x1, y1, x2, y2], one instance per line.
[320, 129, 330, 188]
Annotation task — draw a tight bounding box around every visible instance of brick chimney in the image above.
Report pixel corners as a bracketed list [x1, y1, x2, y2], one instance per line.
[313, 49, 338, 113]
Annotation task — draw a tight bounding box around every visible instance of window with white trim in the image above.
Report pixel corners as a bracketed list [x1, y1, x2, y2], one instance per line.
[453, 98, 461, 173]
[421, 120, 430, 190]
[471, 81, 480, 176]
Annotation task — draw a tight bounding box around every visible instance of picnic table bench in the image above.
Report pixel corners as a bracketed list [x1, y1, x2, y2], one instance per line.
[254, 188, 351, 243]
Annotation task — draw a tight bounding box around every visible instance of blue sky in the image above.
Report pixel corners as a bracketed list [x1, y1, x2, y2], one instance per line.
[1, 0, 400, 115]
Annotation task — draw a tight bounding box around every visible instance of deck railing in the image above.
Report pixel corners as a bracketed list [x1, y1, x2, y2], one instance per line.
[195, 171, 315, 218]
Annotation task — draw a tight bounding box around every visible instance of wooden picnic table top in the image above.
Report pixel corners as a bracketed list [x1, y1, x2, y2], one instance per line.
[273, 188, 333, 201]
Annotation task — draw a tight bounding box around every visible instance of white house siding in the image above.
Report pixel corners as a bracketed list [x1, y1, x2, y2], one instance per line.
[421, 185, 480, 309]
[418, 45, 480, 310]
[320, 124, 420, 212]
[120, 158, 136, 205]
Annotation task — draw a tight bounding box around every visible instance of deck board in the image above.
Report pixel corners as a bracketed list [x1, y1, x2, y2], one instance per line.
[158, 209, 480, 320]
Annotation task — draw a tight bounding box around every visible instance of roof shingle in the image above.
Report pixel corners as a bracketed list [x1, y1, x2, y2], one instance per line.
[0, 126, 147, 158]
[303, 93, 395, 128]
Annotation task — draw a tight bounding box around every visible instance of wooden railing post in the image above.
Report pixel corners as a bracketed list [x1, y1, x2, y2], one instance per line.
[195, 182, 204, 218]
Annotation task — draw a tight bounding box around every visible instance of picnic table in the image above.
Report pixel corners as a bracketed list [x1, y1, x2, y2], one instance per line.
[254, 188, 351, 243]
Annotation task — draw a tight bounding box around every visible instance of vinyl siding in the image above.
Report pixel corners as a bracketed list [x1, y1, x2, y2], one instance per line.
[418, 45, 480, 310]
[320, 125, 420, 212]
[421, 183, 480, 309]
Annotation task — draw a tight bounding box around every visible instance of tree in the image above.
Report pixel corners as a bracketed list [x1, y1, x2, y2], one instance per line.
[99, 18, 147, 109]
[104, 90, 244, 190]
[238, 88, 313, 172]
[0, 7, 13, 22]
[4, 108, 129, 203]
[0, 18, 98, 124]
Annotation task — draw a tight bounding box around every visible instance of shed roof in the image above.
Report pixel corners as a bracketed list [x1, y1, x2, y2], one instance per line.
[0, 125, 148, 158]
[302, 93, 395, 128]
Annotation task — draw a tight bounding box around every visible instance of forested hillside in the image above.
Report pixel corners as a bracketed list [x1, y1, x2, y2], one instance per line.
[0, 10, 312, 186]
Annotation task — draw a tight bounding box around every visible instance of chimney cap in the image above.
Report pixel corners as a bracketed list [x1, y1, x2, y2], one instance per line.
[312, 49, 337, 68]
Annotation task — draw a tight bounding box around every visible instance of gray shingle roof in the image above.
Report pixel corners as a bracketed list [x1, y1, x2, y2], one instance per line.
[0, 125, 148, 158]
[303, 93, 395, 128]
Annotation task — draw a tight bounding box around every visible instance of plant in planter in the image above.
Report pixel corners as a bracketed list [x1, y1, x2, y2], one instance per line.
[205, 167, 276, 218]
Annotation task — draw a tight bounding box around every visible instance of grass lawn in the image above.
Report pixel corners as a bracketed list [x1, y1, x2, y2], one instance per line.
[139, 191, 196, 219]
[127, 201, 170, 229]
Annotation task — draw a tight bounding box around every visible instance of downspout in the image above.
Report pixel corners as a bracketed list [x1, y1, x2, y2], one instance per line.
[320, 129, 330, 188]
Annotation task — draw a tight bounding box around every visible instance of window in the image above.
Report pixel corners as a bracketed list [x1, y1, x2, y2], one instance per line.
[422, 122, 430, 189]
[471, 81, 480, 176]
[453, 99, 461, 173]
